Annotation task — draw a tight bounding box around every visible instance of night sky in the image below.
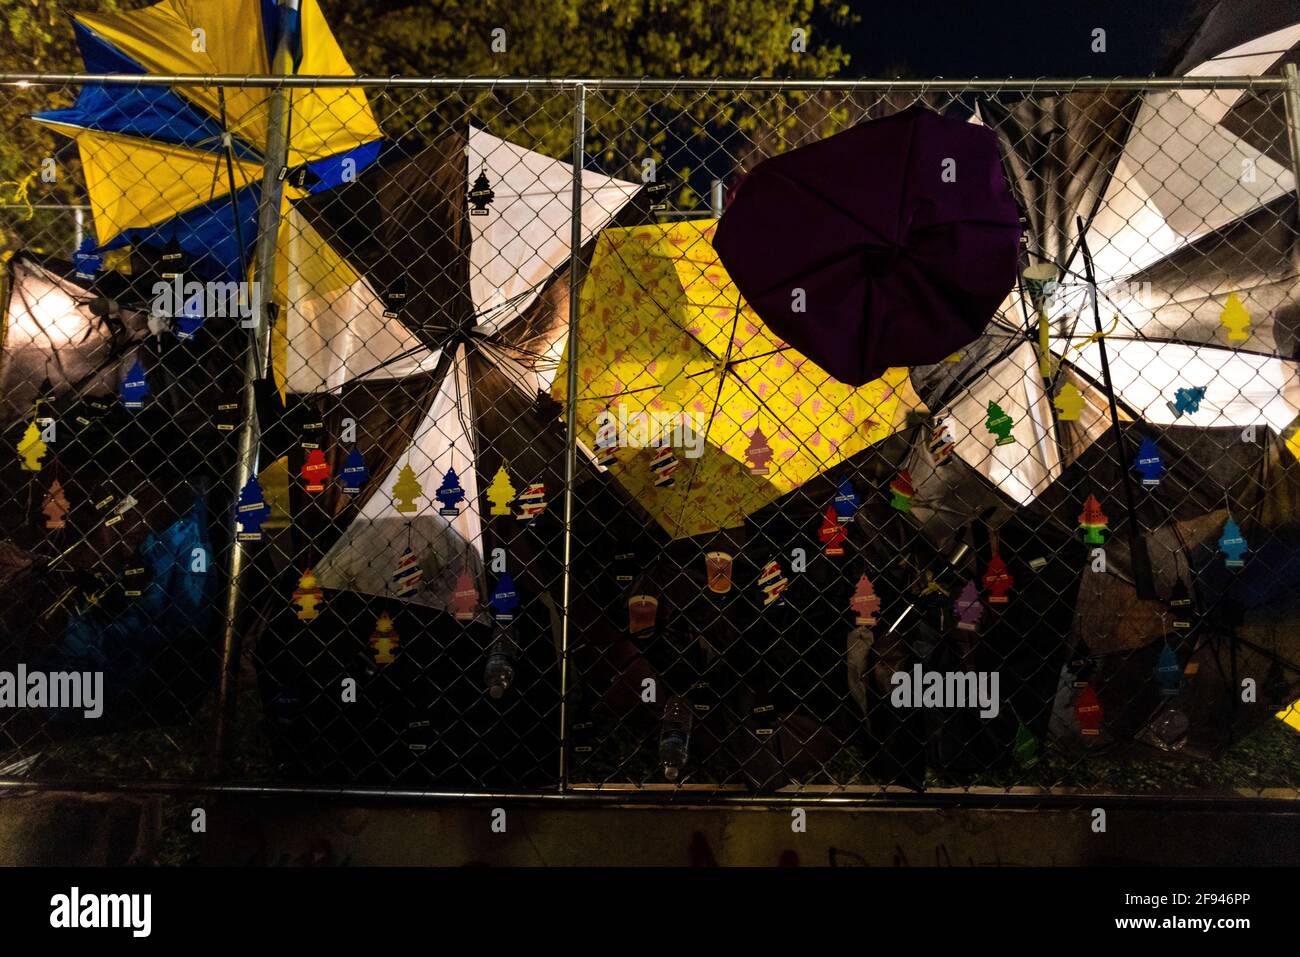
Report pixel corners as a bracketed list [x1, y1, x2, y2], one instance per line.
[841, 0, 1210, 77]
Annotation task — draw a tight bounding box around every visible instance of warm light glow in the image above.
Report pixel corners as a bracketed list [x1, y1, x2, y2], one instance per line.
[10, 270, 91, 347]
[1064, 339, 1300, 432]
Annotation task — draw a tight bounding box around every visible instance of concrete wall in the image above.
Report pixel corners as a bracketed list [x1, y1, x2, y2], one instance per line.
[200, 798, 1300, 866]
[0, 790, 159, 866]
[2, 789, 1297, 865]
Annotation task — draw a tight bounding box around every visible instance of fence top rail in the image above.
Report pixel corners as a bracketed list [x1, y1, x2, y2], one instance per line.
[0, 74, 1289, 92]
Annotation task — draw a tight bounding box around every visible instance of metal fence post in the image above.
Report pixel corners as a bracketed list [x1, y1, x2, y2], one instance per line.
[559, 81, 587, 792]
[711, 178, 725, 218]
[1284, 64, 1300, 199]
[206, 1, 300, 778]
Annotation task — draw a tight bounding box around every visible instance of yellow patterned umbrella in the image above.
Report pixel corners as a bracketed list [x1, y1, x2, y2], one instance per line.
[553, 220, 911, 539]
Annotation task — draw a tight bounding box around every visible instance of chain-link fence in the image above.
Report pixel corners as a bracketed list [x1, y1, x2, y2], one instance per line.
[2, 75, 1300, 804]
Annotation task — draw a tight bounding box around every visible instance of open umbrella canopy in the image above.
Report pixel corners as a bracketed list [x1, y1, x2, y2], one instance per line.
[714, 105, 1022, 387]
[911, 9, 1300, 510]
[312, 129, 643, 608]
[57, 0, 380, 166]
[553, 220, 912, 540]
[33, 0, 382, 284]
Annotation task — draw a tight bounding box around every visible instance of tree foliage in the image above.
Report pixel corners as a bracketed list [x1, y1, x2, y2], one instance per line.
[0, 1, 150, 255]
[0, 0, 855, 256]
[320, 0, 855, 201]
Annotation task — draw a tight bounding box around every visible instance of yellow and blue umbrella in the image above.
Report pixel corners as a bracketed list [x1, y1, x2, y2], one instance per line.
[33, 0, 382, 285]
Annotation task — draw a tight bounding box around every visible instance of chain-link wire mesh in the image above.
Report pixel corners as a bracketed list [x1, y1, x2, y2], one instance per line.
[1, 76, 1299, 802]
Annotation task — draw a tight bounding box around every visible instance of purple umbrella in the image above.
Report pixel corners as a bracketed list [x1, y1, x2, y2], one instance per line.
[714, 106, 1022, 386]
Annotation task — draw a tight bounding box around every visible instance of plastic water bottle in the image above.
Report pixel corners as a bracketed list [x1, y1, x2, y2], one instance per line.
[484, 630, 517, 700]
[658, 696, 693, 781]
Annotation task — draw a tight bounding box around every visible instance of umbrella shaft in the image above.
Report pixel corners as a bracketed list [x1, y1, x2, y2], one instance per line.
[1037, 310, 1052, 377]
[1076, 218, 1155, 600]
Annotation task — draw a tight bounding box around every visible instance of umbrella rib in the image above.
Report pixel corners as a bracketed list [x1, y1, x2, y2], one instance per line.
[702, 344, 795, 370]
[323, 342, 435, 392]
[471, 275, 568, 333]
[670, 293, 744, 534]
[449, 344, 477, 476]
[1060, 330, 1294, 364]
[476, 334, 560, 371]
[475, 338, 557, 397]
[575, 382, 665, 403]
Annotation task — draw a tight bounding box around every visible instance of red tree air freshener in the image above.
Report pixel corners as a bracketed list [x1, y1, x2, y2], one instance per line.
[1078, 493, 1108, 545]
[982, 553, 1013, 604]
[1075, 683, 1103, 736]
[42, 478, 70, 530]
[301, 448, 331, 493]
[818, 505, 847, 556]
[850, 573, 881, 626]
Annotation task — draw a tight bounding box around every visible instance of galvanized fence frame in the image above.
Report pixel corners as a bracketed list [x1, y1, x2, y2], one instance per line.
[1, 73, 1299, 808]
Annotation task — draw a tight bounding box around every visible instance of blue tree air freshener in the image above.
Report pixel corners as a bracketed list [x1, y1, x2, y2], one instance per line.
[435, 468, 466, 516]
[490, 572, 519, 622]
[1133, 436, 1163, 488]
[120, 358, 150, 411]
[1218, 517, 1248, 568]
[833, 477, 859, 524]
[1154, 643, 1182, 695]
[174, 285, 206, 340]
[341, 446, 369, 495]
[1166, 386, 1207, 419]
[236, 475, 270, 542]
[74, 251, 102, 282]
